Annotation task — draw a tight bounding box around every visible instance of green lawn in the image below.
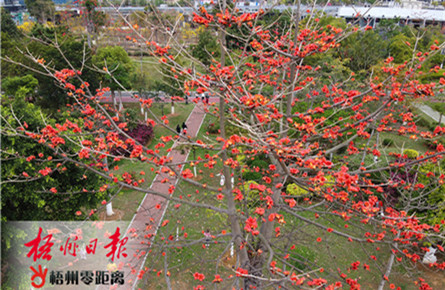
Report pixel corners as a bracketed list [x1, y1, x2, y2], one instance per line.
[131, 56, 163, 91]
[379, 132, 431, 154]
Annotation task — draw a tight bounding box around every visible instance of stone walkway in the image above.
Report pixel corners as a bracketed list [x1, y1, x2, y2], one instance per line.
[99, 102, 207, 289]
[415, 104, 445, 125]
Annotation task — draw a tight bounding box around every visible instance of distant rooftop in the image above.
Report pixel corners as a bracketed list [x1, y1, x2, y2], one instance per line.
[4, 0, 445, 24]
[336, 5, 445, 22]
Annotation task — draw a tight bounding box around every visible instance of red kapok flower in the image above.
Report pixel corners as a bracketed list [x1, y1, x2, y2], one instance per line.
[193, 272, 205, 281]
[213, 274, 223, 283]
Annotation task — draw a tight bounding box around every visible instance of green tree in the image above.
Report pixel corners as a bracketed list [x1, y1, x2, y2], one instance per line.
[130, 11, 148, 27]
[415, 26, 445, 69]
[83, 0, 107, 48]
[2, 25, 100, 110]
[31, 36, 99, 109]
[1, 34, 27, 80]
[191, 29, 220, 66]
[92, 46, 135, 101]
[2, 75, 38, 101]
[337, 29, 388, 74]
[148, 54, 187, 101]
[376, 18, 403, 40]
[387, 26, 444, 68]
[1, 10, 27, 81]
[388, 33, 415, 63]
[1, 87, 106, 221]
[1, 8, 20, 38]
[24, 0, 55, 23]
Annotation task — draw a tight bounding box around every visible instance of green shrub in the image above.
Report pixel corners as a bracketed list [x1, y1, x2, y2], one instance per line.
[123, 108, 140, 130]
[243, 171, 262, 181]
[287, 183, 308, 196]
[382, 138, 394, 146]
[249, 160, 269, 169]
[225, 122, 247, 136]
[246, 154, 268, 166]
[416, 162, 445, 226]
[207, 122, 220, 134]
[403, 149, 419, 159]
[429, 124, 439, 132]
[245, 181, 261, 207]
[424, 139, 435, 149]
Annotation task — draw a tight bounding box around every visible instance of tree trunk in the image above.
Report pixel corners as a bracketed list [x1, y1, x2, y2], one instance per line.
[377, 232, 400, 290]
[244, 160, 286, 289]
[102, 144, 114, 217]
[106, 203, 115, 216]
[284, 0, 301, 137]
[218, 0, 250, 285]
[193, 148, 197, 176]
[140, 46, 143, 74]
[119, 91, 123, 112]
[111, 90, 118, 118]
[87, 31, 92, 49]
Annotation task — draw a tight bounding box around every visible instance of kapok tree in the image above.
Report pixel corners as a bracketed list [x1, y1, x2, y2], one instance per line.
[2, 1, 445, 289]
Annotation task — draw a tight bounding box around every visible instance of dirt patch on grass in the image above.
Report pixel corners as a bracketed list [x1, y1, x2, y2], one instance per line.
[98, 209, 125, 221]
[219, 250, 237, 269]
[391, 261, 445, 289]
[191, 175, 203, 182]
[416, 263, 445, 288]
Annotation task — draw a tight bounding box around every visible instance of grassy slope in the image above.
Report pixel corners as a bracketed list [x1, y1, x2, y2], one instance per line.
[126, 99, 441, 289]
[137, 114, 434, 289]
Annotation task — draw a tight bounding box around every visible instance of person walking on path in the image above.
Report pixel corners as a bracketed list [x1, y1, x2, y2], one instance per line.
[182, 122, 188, 135]
[176, 124, 181, 135]
[204, 229, 212, 247]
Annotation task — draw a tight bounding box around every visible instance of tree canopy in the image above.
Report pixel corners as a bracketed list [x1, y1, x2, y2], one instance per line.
[24, 0, 55, 24]
[191, 28, 220, 66]
[1, 8, 20, 38]
[1, 3, 445, 290]
[1, 82, 106, 221]
[92, 46, 135, 92]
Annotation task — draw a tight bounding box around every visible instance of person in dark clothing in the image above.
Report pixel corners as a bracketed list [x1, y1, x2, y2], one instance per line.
[176, 124, 181, 134]
[181, 122, 188, 135]
[204, 229, 211, 247]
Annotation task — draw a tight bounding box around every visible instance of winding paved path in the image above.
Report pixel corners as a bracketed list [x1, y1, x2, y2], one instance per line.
[415, 104, 445, 125]
[99, 102, 207, 289]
